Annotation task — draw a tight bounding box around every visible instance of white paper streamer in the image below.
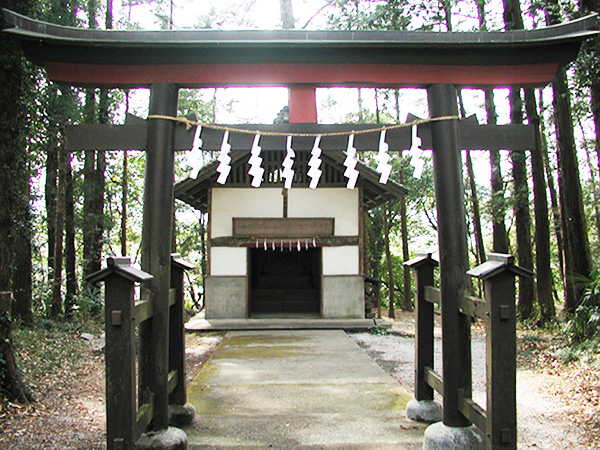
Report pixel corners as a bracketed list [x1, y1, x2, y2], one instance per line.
[248, 134, 265, 188]
[307, 136, 323, 189]
[343, 133, 360, 189]
[216, 130, 232, 185]
[409, 124, 424, 179]
[374, 129, 392, 184]
[281, 136, 295, 189]
[188, 125, 204, 179]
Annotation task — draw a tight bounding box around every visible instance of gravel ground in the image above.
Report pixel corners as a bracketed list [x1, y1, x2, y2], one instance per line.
[350, 329, 591, 449]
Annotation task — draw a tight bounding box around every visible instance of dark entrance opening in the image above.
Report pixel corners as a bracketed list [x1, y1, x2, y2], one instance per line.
[250, 248, 321, 317]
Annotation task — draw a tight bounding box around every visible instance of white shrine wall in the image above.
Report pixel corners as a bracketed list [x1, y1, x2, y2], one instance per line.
[207, 187, 364, 319]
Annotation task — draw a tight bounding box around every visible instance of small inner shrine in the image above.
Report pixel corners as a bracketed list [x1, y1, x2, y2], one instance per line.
[175, 148, 406, 319]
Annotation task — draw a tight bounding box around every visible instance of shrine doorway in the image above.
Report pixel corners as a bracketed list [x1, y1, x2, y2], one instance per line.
[249, 247, 321, 317]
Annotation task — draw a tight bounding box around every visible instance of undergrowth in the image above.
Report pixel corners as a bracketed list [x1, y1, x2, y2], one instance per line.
[10, 315, 103, 396]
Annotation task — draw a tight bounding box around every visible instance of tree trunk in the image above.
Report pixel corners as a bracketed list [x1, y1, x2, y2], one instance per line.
[50, 148, 66, 319]
[540, 113, 565, 283]
[552, 69, 593, 312]
[486, 91, 510, 254]
[82, 1, 106, 279]
[466, 149, 486, 265]
[82, 89, 97, 279]
[0, 292, 34, 403]
[503, 0, 535, 319]
[121, 150, 129, 256]
[0, 0, 34, 401]
[64, 153, 77, 318]
[121, 91, 130, 257]
[12, 175, 33, 325]
[280, 0, 295, 29]
[1, 0, 34, 327]
[579, 0, 600, 183]
[525, 89, 555, 322]
[383, 201, 396, 319]
[457, 92, 485, 267]
[577, 116, 600, 243]
[477, 2, 509, 255]
[399, 180, 412, 311]
[45, 120, 58, 274]
[510, 89, 535, 320]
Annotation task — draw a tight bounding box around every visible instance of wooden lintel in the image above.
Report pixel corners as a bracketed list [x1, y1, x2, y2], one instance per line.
[65, 120, 536, 152]
[64, 121, 196, 151]
[233, 217, 335, 238]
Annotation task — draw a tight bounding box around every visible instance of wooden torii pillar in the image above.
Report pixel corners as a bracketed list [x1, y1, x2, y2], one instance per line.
[139, 83, 180, 431]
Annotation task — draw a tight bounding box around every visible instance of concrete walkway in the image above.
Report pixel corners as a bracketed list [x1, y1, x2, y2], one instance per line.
[184, 330, 427, 449]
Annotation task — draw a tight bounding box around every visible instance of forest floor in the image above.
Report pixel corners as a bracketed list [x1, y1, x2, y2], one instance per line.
[0, 312, 598, 449]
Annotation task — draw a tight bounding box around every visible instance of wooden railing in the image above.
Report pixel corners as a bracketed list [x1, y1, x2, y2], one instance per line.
[88, 254, 193, 450]
[405, 252, 532, 450]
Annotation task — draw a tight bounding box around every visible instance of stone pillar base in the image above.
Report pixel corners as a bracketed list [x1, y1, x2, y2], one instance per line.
[423, 422, 485, 450]
[169, 403, 196, 427]
[405, 399, 443, 423]
[137, 427, 188, 450]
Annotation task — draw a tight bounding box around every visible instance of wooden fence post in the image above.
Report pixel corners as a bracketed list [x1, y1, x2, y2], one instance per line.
[468, 253, 533, 450]
[87, 257, 153, 450]
[168, 253, 196, 426]
[404, 251, 442, 422]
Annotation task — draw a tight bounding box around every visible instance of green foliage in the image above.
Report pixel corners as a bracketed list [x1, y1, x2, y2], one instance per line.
[565, 272, 600, 344]
[75, 284, 103, 318]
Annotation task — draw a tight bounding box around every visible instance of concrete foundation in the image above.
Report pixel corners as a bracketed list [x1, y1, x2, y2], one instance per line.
[423, 422, 485, 450]
[322, 275, 364, 318]
[205, 276, 247, 319]
[405, 399, 443, 423]
[137, 427, 188, 450]
[168, 403, 196, 427]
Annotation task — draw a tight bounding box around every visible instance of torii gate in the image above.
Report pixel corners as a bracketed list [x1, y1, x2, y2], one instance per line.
[3, 9, 598, 450]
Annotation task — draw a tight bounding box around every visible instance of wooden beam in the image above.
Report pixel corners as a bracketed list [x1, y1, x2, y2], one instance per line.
[232, 218, 335, 238]
[66, 120, 536, 152]
[289, 86, 317, 123]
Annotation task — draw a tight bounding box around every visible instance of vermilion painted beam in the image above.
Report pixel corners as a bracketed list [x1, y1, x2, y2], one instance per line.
[289, 86, 317, 123]
[44, 61, 560, 88]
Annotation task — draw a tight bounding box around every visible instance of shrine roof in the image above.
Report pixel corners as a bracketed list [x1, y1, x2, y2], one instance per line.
[3, 9, 598, 88]
[175, 150, 408, 212]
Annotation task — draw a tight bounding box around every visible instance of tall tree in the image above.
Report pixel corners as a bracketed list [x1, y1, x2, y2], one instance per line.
[383, 200, 397, 318]
[1, 0, 34, 326]
[458, 92, 486, 266]
[0, 0, 35, 401]
[64, 151, 77, 317]
[475, 0, 510, 254]
[50, 145, 66, 319]
[579, 0, 600, 184]
[546, 0, 593, 313]
[503, 0, 535, 320]
[82, 0, 107, 279]
[525, 90, 556, 321]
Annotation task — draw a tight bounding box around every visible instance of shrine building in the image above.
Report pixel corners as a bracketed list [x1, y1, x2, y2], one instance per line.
[175, 148, 406, 319]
